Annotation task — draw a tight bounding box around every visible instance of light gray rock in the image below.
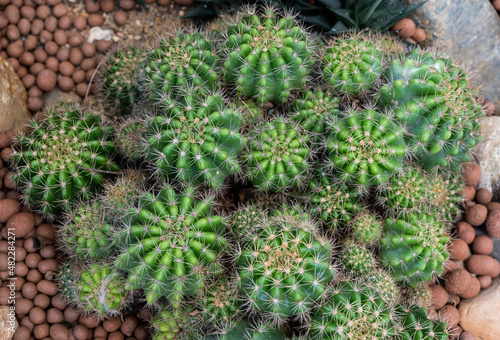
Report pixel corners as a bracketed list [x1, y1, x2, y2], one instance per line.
[42, 88, 82, 109]
[0, 305, 18, 340]
[0, 55, 31, 134]
[459, 278, 500, 340]
[88, 27, 113, 43]
[474, 116, 500, 200]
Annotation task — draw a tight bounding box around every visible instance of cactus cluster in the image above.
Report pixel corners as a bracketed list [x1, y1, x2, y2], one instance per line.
[152, 304, 200, 340]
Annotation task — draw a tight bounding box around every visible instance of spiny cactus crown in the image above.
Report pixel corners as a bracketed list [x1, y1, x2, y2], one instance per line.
[394, 305, 448, 340]
[57, 261, 80, 303]
[101, 169, 147, 219]
[340, 239, 376, 277]
[365, 269, 400, 304]
[10, 104, 119, 216]
[207, 319, 285, 340]
[230, 203, 266, 243]
[350, 211, 383, 245]
[222, 8, 315, 104]
[114, 185, 228, 306]
[115, 119, 146, 162]
[152, 304, 200, 340]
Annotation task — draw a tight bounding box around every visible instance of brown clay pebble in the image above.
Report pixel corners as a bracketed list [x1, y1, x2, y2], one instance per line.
[460, 276, 481, 299]
[25, 35, 38, 51]
[462, 162, 481, 186]
[58, 76, 74, 91]
[50, 324, 70, 340]
[34, 323, 50, 339]
[79, 314, 100, 328]
[486, 210, 500, 238]
[26, 268, 43, 283]
[44, 16, 58, 32]
[16, 66, 28, 78]
[73, 15, 86, 31]
[22, 74, 36, 89]
[81, 42, 96, 58]
[157, 0, 170, 5]
[449, 238, 470, 261]
[85, 0, 100, 13]
[88, 14, 103, 27]
[94, 326, 108, 338]
[25, 253, 42, 269]
[447, 293, 460, 307]
[466, 204, 487, 226]
[36, 5, 50, 20]
[13, 327, 31, 340]
[69, 48, 83, 66]
[59, 61, 74, 76]
[37, 259, 58, 274]
[445, 268, 472, 295]
[58, 15, 71, 30]
[461, 185, 477, 201]
[64, 307, 81, 323]
[28, 97, 44, 112]
[51, 294, 69, 310]
[104, 318, 122, 332]
[5, 5, 20, 24]
[21, 6, 36, 21]
[466, 254, 500, 277]
[46, 308, 64, 324]
[484, 101, 495, 116]
[120, 0, 135, 10]
[487, 202, 500, 213]
[7, 212, 35, 238]
[18, 18, 31, 35]
[81, 58, 96, 71]
[56, 46, 70, 61]
[108, 332, 124, 340]
[22, 282, 38, 299]
[30, 63, 45, 75]
[121, 316, 138, 336]
[29, 306, 46, 325]
[72, 324, 89, 340]
[429, 284, 448, 310]
[69, 32, 84, 47]
[72, 70, 86, 83]
[114, 10, 127, 26]
[54, 30, 67, 45]
[28, 85, 43, 98]
[475, 188, 492, 205]
[37, 280, 58, 296]
[100, 0, 115, 12]
[34, 294, 51, 309]
[17, 298, 34, 315]
[45, 57, 59, 72]
[40, 245, 56, 259]
[438, 305, 460, 328]
[460, 332, 476, 340]
[471, 235, 494, 255]
[96, 40, 112, 53]
[7, 41, 23, 58]
[52, 3, 67, 17]
[37, 68, 58, 92]
[392, 18, 416, 38]
[36, 223, 56, 242]
[455, 221, 475, 244]
[134, 324, 148, 340]
[76, 83, 89, 97]
[0, 199, 21, 223]
[478, 275, 492, 289]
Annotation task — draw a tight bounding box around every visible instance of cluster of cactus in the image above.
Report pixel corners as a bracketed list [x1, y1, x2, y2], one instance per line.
[7, 4, 487, 339]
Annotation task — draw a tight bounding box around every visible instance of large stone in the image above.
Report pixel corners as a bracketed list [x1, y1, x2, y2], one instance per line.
[407, 0, 500, 114]
[474, 116, 500, 200]
[42, 88, 82, 109]
[0, 55, 31, 134]
[459, 278, 500, 340]
[0, 305, 18, 340]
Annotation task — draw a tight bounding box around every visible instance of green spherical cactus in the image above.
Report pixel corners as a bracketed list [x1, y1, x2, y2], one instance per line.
[350, 211, 383, 245]
[322, 34, 383, 95]
[235, 210, 334, 322]
[340, 239, 376, 277]
[143, 91, 246, 188]
[426, 173, 463, 222]
[394, 305, 448, 340]
[114, 185, 229, 306]
[301, 168, 362, 230]
[145, 30, 220, 101]
[326, 108, 406, 186]
[309, 281, 396, 339]
[378, 48, 484, 173]
[57, 261, 81, 302]
[402, 283, 433, 309]
[10, 104, 119, 216]
[380, 213, 450, 288]
[206, 320, 285, 340]
[198, 276, 242, 331]
[222, 8, 315, 105]
[101, 169, 147, 219]
[289, 89, 340, 136]
[242, 117, 311, 191]
[76, 264, 128, 316]
[115, 119, 146, 162]
[62, 202, 114, 261]
[230, 203, 266, 243]
[365, 269, 400, 304]
[235, 99, 265, 131]
[152, 304, 201, 340]
[101, 47, 146, 114]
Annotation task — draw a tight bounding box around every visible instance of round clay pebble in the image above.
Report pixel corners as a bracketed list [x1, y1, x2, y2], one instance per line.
[445, 268, 472, 295]
[7, 212, 35, 238]
[471, 235, 494, 255]
[103, 318, 121, 332]
[13, 327, 31, 340]
[28, 97, 44, 112]
[69, 48, 83, 66]
[34, 294, 51, 309]
[0, 199, 21, 223]
[29, 306, 46, 325]
[36, 5, 50, 19]
[88, 13, 103, 27]
[81, 42, 96, 58]
[429, 284, 448, 310]
[58, 76, 74, 92]
[460, 332, 476, 340]
[73, 15, 86, 31]
[109, 332, 124, 340]
[487, 202, 500, 213]
[26, 268, 43, 283]
[486, 210, 500, 238]
[96, 40, 112, 53]
[18, 51, 34, 67]
[29, 63, 45, 75]
[16, 66, 28, 78]
[81, 58, 96, 71]
[36, 69, 57, 91]
[53, 30, 67, 45]
[18, 18, 31, 35]
[22, 74, 36, 89]
[174, 0, 195, 5]
[114, 10, 127, 26]
[466, 204, 487, 226]
[72, 324, 89, 340]
[68, 32, 84, 47]
[7, 41, 23, 58]
[391, 18, 416, 38]
[79, 314, 100, 328]
[58, 15, 71, 30]
[120, 0, 135, 10]
[15, 246, 27, 262]
[51, 294, 68, 310]
[24, 35, 38, 51]
[438, 305, 460, 328]
[462, 162, 481, 186]
[121, 316, 138, 336]
[22, 282, 38, 300]
[76, 83, 89, 97]
[484, 101, 495, 116]
[56, 46, 70, 61]
[157, 0, 170, 5]
[477, 275, 492, 289]
[44, 16, 58, 32]
[34, 323, 50, 339]
[85, 68, 96, 82]
[7, 24, 21, 41]
[20, 316, 35, 332]
[466, 254, 500, 277]
[36, 223, 56, 242]
[31, 19, 44, 35]
[34, 50, 48, 63]
[85, 0, 100, 13]
[134, 324, 148, 340]
[475, 188, 492, 205]
[37, 258, 58, 274]
[7, 58, 20, 71]
[455, 221, 475, 244]
[50, 324, 70, 340]
[449, 239, 470, 261]
[449, 325, 463, 340]
[100, 0, 115, 12]
[52, 3, 67, 17]
[58, 60, 74, 76]
[5, 5, 20, 24]
[64, 307, 81, 323]
[17, 298, 34, 315]
[21, 6, 36, 21]
[37, 279, 58, 296]
[40, 245, 56, 259]
[44, 41, 59, 56]
[447, 293, 460, 307]
[459, 276, 481, 299]
[72, 70, 86, 83]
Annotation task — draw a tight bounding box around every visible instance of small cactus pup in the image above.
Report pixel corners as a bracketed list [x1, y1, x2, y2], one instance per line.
[300, 168, 362, 230]
[10, 103, 119, 216]
[350, 211, 383, 245]
[143, 91, 246, 188]
[340, 239, 376, 277]
[377, 48, 484, 173]
[100, 46, 146, 115]
[144, 29, 220, 102]
[325, 108, 406, 186]
[115, 119, 146, 162]
[394, 305, 448, 340]
[242, 117, 311, 192]
[379, 213, 450, 288]
[235, 99, 264, 131]
[289, 89, 340, 137]
[322, 33, 383, 96]
[205, 319, 285, 340]
[114, 185, 229, 306]
[426, 173, 463, 222]
[235, 207, 335, 323]
[57, 260, 82, 303]
[151, 304, 201, 340]
[402, 283, 433, 309]
[365, 268, 400, 304]
[221, 7, 315, 105]
[230, 202, 266, 243]
[76, 264, 129, 316]
[309, 281, 396, 339]
[62, 201, 114, 261]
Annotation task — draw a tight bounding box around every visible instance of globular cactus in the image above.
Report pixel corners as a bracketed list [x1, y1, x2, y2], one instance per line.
[350, 211, 383, 245]
[144, 30, 220, 101]
[242, 117, 311, 192]
[115, 119, 146, 162]
[230, 203, 266, 243]
[326, 108, 406, 186]
[365, 269, 400, 304]
[289, 89, 340, 136]
[57, 261, 81, 303]
[114, 185, 229, 306]
[76, 264, 128, 316]
[62, 201, 114, 261]
[309, 281, 396, 339]
[10, 104, 119, 216]
[426, 173, 463, 222]
[402, 283, 433, 309]
[143, 91, 246, 188]
[198, 276, 242, 332]
[235, 99, 265, 131]
[300, 168, 361, 230]
[377, 48, 484, 173]
[206, 319, 285, 340]
[152, 304, 201, 340]
[322, 33, 383, 95]
[340, 239, 376, 277]
[222, 7, 315, 105]
[394, 305, 448, 340]
[101, 47, 146, 114]
[235, 209, 334, 323]
[380, 213, 450, 288]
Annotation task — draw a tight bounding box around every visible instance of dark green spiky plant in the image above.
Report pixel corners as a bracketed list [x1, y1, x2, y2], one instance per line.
[205, 319, 286, 340]
[151, 304, 201, 340]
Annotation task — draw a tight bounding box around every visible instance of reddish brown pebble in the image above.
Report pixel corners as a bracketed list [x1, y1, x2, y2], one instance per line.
[29, 63, 45, 75]
[85, 0, 100, 13]
[5, 5, 21, 24]
[114, 10, 127, 26]
[51, 294, 69, 310]
[460, 332, 476, 340]
[37, 258, 59, 274]
[68, 32, 84, 47]
[52, 3, 67, 17]
[445, 268, 472, 295]
[486, 210, 500, 238]
[29, 306, 46, 325]
[120, 0, 135, 10]
[429, 284, 449, 310]
[47, 308, 64, 324]
[100, 0, 115, 12]
[58, 61, 74, 76]
[54, 30, 67, 45]
[7, 41, 23, 58]
[72, 70, 86, 83]
[34, 294, 51, 309]
[73, 15, 86, 31]
[16, 298, 34, 315]
[36, 223, 56, 243]
[26, 268, 42, 283]
[79, 314, 100, 328]
[44, 17, 58, 32]
[7, 212, 35, 238]
[391, 18, 415, 38]
[73, 324, 89, 340]
[21, 6, 36, 21]
[81, 42, 96, 58]
[76, 83, 89, 97]
[88, 13, 103, 27]
[466, 204, 488, 226]
[157, 0, 170, 5]
[449, 239, 470, 261]
[477, 275, 492, 289]
[64, 307, 81, 323]
[28, 97, 44, 112]
[121, 316, 138, 336]
[487, 202, 500, 213]
[134, 324, 148, 340]
[34, 323, 50, 339]
[475, 188, 492, 205]
[461, 185, 476, 200]
[447, 293, 460, 307]
[37, 279, 58, 296]
[455, 221, 475, 244]
[50, 324, 70, 340]
[459, 276, 481, 299]
[462, 162, 481, 186]
[58, 15, 71, 30]
[103, 318, 121, 332]
[13, 327, 31, 340]
[484, 101, 495, 116]
[174, 0, 195, 5]
[0, 199, 21, 223]
[96, 40, 113, 53]
[69, 48, 83, 66]
[56, 46, 70, 62]
[466, 254, 500, 277]
[36, 69, 57, 91]
[438, 305, 460, 328]
[45, 57, 59, 72]
[471, 235, 494, 255]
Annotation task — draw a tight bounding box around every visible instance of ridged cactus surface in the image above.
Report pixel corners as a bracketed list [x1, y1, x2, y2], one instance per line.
[205, 320, 285, 340]
[340, 239, 376, 277]
[350, 211, 382, 245]
[152, 304, 200, 340]
[395, 305, 448, 340]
